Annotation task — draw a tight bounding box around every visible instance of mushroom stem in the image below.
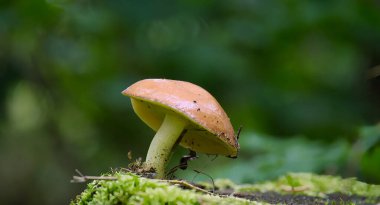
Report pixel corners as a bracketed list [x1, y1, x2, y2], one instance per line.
[144, 114, 187, 178]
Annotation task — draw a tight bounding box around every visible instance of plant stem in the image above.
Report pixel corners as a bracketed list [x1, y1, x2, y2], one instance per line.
[145, 114, 187, 178]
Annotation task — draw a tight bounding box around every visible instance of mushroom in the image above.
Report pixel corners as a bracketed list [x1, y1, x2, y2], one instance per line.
[122, 79, 239, 178]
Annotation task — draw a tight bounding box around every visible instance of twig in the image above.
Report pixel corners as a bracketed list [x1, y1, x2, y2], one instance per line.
[155, 179, 215, 195]
[71, 169, 217, 196]
[70, 169, 117, 183]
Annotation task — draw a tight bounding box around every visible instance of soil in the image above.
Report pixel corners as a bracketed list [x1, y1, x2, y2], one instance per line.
[217, 190, 380, 205]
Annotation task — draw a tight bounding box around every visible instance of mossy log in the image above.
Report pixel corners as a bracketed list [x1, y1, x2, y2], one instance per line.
[71, 172, 380, 205]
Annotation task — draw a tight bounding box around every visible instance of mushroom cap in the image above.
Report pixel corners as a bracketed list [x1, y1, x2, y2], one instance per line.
[122, 79, 239, 157]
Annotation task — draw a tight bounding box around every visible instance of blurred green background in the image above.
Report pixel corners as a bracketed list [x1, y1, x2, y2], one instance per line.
[1, 0, 380, 204]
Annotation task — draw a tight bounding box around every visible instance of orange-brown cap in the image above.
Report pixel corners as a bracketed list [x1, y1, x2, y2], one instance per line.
[122, 79, 239, 157]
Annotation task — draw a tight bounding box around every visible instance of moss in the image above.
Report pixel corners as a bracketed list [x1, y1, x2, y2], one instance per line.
[71, 172, 261, 205]
[235, 173, 380, 198]
[72, 172, 380, 204]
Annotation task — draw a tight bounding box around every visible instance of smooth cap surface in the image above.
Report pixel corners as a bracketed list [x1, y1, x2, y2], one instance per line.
[122, 79, 239, 157]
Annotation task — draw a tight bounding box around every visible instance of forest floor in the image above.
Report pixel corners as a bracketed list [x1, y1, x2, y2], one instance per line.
[71, 170, 380, 205]
[215, 190, 380, 204]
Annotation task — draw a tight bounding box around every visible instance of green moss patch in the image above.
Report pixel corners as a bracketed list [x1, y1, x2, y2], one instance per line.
[71, 172, 380, 205]
[212, 173, 380, 204]
[71, 172, 259, 205]
[234, 173, 380, 198]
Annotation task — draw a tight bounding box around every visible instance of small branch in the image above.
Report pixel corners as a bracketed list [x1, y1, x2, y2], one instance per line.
[70, 169, 117, 183]
[71, 175, 118, 183]
[155, 179, 214, 195]
[71, 169, 216, 195]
